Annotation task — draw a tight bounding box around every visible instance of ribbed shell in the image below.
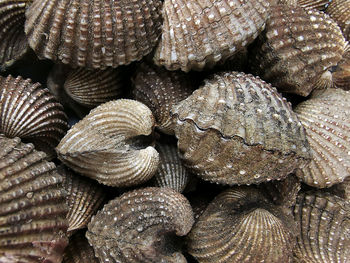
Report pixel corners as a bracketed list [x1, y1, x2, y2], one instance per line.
[297, 0, 331, 10]
[187, 187, 296, 263]
[333, 47, 350, 90]
[0, 135, 69, 263]
[153, 0, 270, 72]
[295, 89, 350, 188]
[269, 0, 297, 6]
[326, 0, 350, 40]
[0, 75, 68, 157]
[86, 187, 194, 263]
[293, 191, 350, 263]
[172, 71, 311, 185]
[24, 0, 163, 69]
[132, 63, 192, 135]
[56, 99, 160, 187]
[250, 5, 346, 96]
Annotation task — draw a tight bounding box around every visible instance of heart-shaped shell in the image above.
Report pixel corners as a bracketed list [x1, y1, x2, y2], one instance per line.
[153, 0, 270, 72]
[0, 135, 69, 262]
[86, 187, 194, 263]
[24, 0, 162, 69]
[56, 99, 160, 187]
[297, 0, 331, 10]
[326, 0, 350, 40]
[172, 71, 311, 185]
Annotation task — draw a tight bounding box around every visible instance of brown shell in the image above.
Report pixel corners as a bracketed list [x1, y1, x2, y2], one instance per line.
[86, 187, 194, 263]
[326, 0, 350, 40]
[172, 71, 311, 185]
[0, 75, 68, 158]
[250, 5, 346, 96]
[333, 48, 350, 90]
[295, 89, 350, 188]
[330, 176, 350, 202]
[0, 135, 69, 263]
[56, 99, 160, 187]
[187, 187, 296, 263]
[24, 0, 162, 69]
[269, 0, 297, 6]
[293, 191, 350, 262]
[153, 0, 270, 72]
[297, 0, 331, 10]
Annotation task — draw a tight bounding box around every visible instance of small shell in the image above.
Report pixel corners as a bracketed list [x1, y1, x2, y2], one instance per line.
[0, 135, 68, 262]
[295, 88, 350, 188]
[297, 0, 331, 10]
[86, 187, 194, 263]
[333, 48, 350, 90]
[56, 99, 160, 187]
[269, 0, 297, 6]
[326, 0, 350, 40]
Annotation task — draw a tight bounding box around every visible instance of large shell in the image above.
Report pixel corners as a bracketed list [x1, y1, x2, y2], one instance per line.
[326, 0, 350, 40]
[86, 187, 194, 263]
[294, 88, 350, 188]
[153, 0, 270, 72]
[293, 191, 350, 262]
[172, 71, 311, 185]
[24, 0, 162, 69]
[56, 99, 160, 187]
[297, 0, 331, 10]
[0, 135, 69, 262]
[187, 187, 296, 263]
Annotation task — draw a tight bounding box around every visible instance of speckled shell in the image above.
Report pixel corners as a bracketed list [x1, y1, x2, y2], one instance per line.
[250, 5, 346, 96]
[188, 187, 296, 263]
[326, 0, 350, 40]
[86, 187, 194, 263]
[0, 75, 68, 157]
[295, 89, 350, 188]
[293, 191, 350, 262]
[333, 46, 350, 90]
[172, 71, 311, 185]
[56, 99, 160, 187]
[24, 0, 163, 69]
[297, 0, 331, 10]
[132, 63, 192, 135]
[153, 0, 270, 72]
[0, 135, 69, 263]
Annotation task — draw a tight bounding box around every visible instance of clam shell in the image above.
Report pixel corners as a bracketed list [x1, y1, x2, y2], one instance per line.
[172, 71, 311, 185]
[0, 135, 69, 262]
[333, 48, 350, 90]
[153, 0, 270, 72]
[56, 99, 160, 187]
[86, 187, 194, 263]
[326, 0, 350, 40]
[297, 0, 331, 10]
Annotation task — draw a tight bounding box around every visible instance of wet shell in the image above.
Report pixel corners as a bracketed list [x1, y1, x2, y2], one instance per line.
[0, 75, 68, 157]
[250, 5, 346, 96]
[86, 187, 194, 263]
[153, 0, 270, 72]
[132, 63, 192, 135]
[0, 135, 69, 262]
[297, 0, 331, 10]
[187, 187, 296, 263]
[333, 46, 350, 90]
[24, 0, 163, 69]
[172, 71, 311, 185]
[56, 99, 160, 187]
[326, 0, 350, 40]
[293, 191, 350, 262]
[294, 88, 350, 188]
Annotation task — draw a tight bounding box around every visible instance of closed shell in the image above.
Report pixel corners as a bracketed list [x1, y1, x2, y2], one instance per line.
[326, 0, 350, 40]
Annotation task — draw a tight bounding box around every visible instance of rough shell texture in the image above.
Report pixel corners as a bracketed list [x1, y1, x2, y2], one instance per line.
[326, 0, 350, 40]
[329, 176, 350, 202]
[250, 5, 346, 96]
[297, 0, 331, 10]
[24, 0, 163, 69]
[269, 0, 297, 6]
[56, 99, 160, 187]
[187, 187, 296, 263]
[293, 191, 350, 262]
[0, 135, 69, 263]
[86, 187, 194, 263]
[333, 46, 350, 90]
[154, 0, 270, 72]
[295, 89, 350, 188]
[172, 71, 311, 185]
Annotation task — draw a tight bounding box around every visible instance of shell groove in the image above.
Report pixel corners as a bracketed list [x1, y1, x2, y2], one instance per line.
[332, 49, 350, 90]
[297, 0, 331, 10]
[326, 0, 350, 40]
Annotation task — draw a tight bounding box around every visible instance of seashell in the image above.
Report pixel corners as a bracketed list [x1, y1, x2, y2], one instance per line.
[333, 48, 350, 90]
[153, 0, 270, 72]
[326, 0, 350, 40]
[0, 134, 69, 262]
[269, 0, 297, 7]
[172, 71, 311, 185]
[0, 75, 68, 158]
[86, 187, 194, 263]
[294, 88, 350, 188]
[250, 5, 346, 96]
[56, 99, 160, 187]
[132, 63, 193, 135]
[187, 187, 296, 263]
[24, 0, 163, 69]
[293, 191, 350, 262]
[297, 0, 331, 10]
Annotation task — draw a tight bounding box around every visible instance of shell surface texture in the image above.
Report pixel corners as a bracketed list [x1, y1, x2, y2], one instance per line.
[326, 0, 350, 41]
[332, 48, 350, 90]
[297, 0, 331, 10]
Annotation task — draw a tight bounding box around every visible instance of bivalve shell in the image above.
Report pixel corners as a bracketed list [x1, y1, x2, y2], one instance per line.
[297, 0, 331, 10]
[326, 0, 350, 40]
[333, 47, 350, 90]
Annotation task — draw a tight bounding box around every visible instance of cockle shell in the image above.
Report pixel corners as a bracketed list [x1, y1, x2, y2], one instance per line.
[333, 46, 350, 90]
[56, 99, 160, 187]
[86, 187, 194, 263]
[297, 0, 331, 10]
[294, 88, 350, 188]
[172, 71, 311, 185]
[153, 0, 270, 72]
[24, 0, 163, 69]
[326, 0, 350, 40]
[0, 135, 69, 262]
